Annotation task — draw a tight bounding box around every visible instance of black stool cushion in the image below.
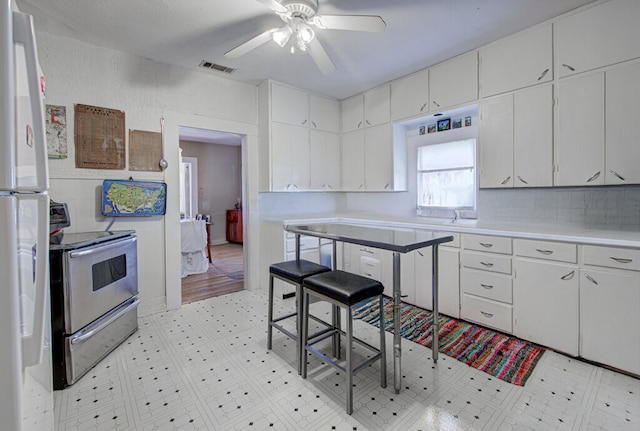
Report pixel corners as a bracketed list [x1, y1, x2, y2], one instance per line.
[303, 270, 384, 306]
[270, 260, 331, 284]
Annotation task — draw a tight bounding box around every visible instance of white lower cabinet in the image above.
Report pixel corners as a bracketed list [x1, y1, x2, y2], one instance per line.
[274, 233, 320, 298]
[513, 259, 579, 355]
[414, 245, 460, 318]
[580, 245, 640, 375]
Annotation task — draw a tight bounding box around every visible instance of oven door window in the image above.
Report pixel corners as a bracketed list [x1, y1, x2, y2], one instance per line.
[92, 254, 127, 291]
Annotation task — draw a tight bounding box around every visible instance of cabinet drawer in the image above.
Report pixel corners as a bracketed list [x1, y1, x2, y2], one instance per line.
[461, 294, 512, 333]
[461, 251, 512, 274]
[462, 234, 512, 254]
[285, 235, 318, 253]
[514, 239, 577, 263]
[583, 245, 640, 272]
[360, 256, 381, 280]
[441, 232, 460, 248]
[461, 269, 512, 304]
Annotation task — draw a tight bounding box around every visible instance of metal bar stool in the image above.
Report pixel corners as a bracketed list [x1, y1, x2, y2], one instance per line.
[268, 259, 331, 374]
[301, 270, 387, 415]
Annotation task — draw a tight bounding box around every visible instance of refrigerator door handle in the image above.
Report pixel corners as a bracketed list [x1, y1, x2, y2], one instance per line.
[13, 11, 48, 191]
[20, 194, 48, 368]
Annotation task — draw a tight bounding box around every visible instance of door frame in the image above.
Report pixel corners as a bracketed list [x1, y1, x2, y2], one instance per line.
[163, 111, 258, 310]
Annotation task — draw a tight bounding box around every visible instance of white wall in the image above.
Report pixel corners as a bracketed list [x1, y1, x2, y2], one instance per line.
[180, 140, 242, 244]
[37, 32, 258, 315]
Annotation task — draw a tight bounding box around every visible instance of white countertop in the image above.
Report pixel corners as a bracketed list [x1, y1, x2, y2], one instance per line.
[277, 213, 640, 249]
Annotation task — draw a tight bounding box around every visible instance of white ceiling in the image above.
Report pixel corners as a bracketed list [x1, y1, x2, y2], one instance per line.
[17, 0, 597, 101]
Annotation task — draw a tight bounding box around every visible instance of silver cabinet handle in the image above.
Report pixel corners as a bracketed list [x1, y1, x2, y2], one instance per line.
[586, 171, 601, 182]
[501, 176, 511, 185]
[480, 283, 494, 289]
[357, 121, 363, 128]
[562, 63, 576, 71]
[365, 119, 371, 126]
[517, 175, 528, 184]
[420, 102, 427, 112]
[360, 248, 374, 254]
[610, 170, 625, 181]
[432, 100, 440, 107]
[480, 261, 494, 268]
[358, 184, 365, 190]
[537, 68, 549, 81]
[479, 242, 493, 248]
[585, 274, 598, 285]
[384, 183, 390, 190]
[301, 119, 307, 125]
[417, 251, 424, 257]
[480, 311, 494, 318]
[311, 121, 317, 128]
[561, 270, 575, 280]
[610, 257, 632, 264]
[535, 249, 554, 255]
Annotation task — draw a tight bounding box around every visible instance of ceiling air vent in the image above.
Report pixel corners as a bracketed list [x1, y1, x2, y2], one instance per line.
[199, 60, 235, 74]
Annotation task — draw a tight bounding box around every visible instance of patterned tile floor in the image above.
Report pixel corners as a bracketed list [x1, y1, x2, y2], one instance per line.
[54, 290, 639, 431]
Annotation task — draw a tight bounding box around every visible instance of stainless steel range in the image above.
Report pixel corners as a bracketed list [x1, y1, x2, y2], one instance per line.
[49, 230, 139, 389]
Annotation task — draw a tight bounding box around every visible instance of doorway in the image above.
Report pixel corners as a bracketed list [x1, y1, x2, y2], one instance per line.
[179, 127, 244, 304]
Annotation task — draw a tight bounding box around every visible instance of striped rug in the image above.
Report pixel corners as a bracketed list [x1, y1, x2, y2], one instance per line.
[353, 297, 544, 386]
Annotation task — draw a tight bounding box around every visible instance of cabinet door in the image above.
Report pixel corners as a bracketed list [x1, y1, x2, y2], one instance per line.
[341, 94, 363, 133]
[309, 130, 340, 190]
[310, 94, 340, 133]
[271, 122, 309, 190]
[513, 85, 553, 187]
[556, 73, 604, 186]
[414, 247, 460, 318]
[605, 62, 640, 185]
[364, 85, 391, 127]
[479, 94, 513, 188]
[513, 260, 579, 355]
[271, 83, 309, 126]
[341, 130, 365, 190]
[479, 24, 552, 98]
[556, 0, 640, 77]
[391, 69, 429, 121]
[580, 268, 640, 375]
[429, 51, 478, 111]
[364, 123, 393, 190]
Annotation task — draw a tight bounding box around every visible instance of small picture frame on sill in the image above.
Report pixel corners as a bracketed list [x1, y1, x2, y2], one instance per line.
[204, 214, 211, 223]
[452, 118, 462, 129]
[437, 118, 450, 132]
[427, 124, 436, 134]
[196, 214, 203, 220]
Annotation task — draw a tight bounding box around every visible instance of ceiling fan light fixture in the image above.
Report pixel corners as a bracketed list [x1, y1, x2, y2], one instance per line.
[272, 26, 293, 47]
[297, 23, 315, 43]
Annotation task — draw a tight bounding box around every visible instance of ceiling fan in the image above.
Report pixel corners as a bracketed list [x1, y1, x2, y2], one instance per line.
[224, 0, 386, 74]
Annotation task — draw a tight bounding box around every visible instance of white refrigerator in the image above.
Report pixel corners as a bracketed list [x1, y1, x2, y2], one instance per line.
[0, 1, 54, 430]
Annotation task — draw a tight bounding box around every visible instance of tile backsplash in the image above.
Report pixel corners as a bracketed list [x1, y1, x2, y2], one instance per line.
[478, 185, 640, 229]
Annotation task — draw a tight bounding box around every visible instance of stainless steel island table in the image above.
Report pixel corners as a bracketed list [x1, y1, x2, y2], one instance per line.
[284, 222, 453, 394]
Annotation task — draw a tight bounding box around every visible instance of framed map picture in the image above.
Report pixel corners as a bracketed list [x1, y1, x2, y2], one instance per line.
[101, 179, 167, 216]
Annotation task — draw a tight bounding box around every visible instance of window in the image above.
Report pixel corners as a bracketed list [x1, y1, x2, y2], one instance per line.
[417, 138, 476, 216]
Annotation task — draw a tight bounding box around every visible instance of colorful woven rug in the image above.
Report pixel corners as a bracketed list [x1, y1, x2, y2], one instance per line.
[353, 297, 544, 386]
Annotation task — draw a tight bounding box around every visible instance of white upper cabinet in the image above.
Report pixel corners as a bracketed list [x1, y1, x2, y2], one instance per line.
[341, 85, 390, 132]
[479, 24, 552, 98]
[479, 94, 514, 188]
[555, 73, 605, 186]
[390, 69, 429, 121]
[364, 123, 393, 191]
[429, 51, 478, 111]
[271, 82, 309, 126]
[270, 122, 310, 191]
[513, 85, 553, 187]
[309, 129, 341, 191]
[341, 130, 365, 190]
[556, 0, 640, 77]
[605, 62, 640, 185]
[309, 94, 340, 133]
[364, 85, 391, 127]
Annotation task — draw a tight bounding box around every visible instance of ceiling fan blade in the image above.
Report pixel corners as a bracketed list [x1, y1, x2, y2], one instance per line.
[308, 38, 336, 74]
[255, 0, 288, 14]
[313, 15, 386, 32]
[225, 28, 277, 58]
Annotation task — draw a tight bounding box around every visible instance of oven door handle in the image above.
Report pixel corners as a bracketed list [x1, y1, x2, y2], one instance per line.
[69, 236, 136, 258]
[70, 298, 140, 345]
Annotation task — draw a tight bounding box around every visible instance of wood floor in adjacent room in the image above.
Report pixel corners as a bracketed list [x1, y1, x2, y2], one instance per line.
[181, 242, 244, 304]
